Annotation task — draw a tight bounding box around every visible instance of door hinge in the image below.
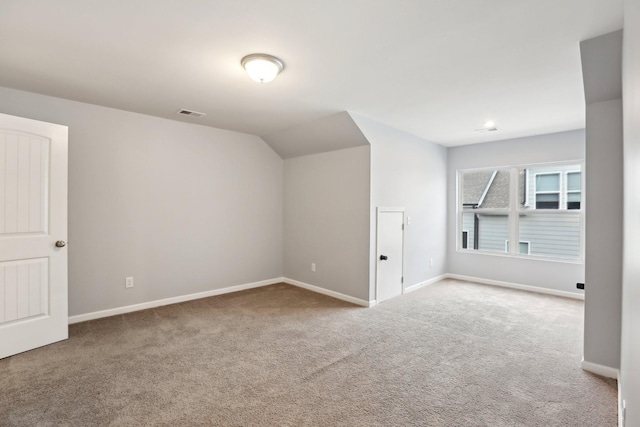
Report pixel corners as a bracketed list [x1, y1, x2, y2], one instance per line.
[402, 224, 405, 230]
[401, 276, 404, 284]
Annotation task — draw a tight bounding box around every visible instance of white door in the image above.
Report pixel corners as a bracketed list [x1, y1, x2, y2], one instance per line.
[376, 209, 404, 303]
[0, 113, 68, 359]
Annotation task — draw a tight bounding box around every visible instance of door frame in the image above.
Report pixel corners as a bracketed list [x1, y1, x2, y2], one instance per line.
[375, 207, 405, 303]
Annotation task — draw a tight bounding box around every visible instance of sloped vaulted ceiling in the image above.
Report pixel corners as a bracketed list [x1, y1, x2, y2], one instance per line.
[262, 111, 369, 159]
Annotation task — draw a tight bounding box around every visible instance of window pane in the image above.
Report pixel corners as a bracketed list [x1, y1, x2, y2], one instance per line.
[461, 169, 510, 209]
[536, 173, 560, 192]
[567, 172, 581, 191]
[519, 213, 581, 259]
[536, 193, 559, 209]
[519, 242, 530, 255]
[461, 213, 475, 249]
[462, 212, 509, 253]
[567, 191, 581, 210]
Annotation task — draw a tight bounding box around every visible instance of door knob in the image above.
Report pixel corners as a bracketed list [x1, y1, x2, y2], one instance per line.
[380, 255, 388, 260]
[55, 240, 66, 248]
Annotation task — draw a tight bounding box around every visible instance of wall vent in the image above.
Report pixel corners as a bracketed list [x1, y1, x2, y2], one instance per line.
[177, 109, 207, 118]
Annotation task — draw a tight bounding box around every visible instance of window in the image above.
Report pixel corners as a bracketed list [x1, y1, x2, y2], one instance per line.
[458, 162, 583, 261]
[567, 172, 581, 210]
[535, 173, 560, 209]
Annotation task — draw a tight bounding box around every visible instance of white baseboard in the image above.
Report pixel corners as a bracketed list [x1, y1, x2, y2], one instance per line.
[283, 278, 373, 307]
[445, 274, 584, 300]
[618, 371, 623, 427]
[68, 277, 284, 324]
[581, 359, 619, 379]
[404, 274, 448, 293]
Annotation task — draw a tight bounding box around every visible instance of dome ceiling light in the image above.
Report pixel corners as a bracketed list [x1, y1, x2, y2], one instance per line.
[475, 120, 498, 133]
[241, 53, 284, 83]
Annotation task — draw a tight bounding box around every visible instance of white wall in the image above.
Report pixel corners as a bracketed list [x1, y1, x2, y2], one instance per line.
[0, 86, 283, 316]
[351, 115, 448, 301]
[283, 146, 371, 301]
[447, 130, 585, 295]
[621, 1, 640, 423]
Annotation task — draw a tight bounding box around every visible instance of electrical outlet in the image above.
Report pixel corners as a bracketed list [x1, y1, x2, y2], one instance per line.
[125, 277, 134, 288]
[311, 263, 316, 272]
[429, 258, 434, 267]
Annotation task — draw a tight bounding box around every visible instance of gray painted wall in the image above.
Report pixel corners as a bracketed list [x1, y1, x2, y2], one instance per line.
[584, 99, 623, 370]
[581, 31, 623, 371]
[621, 2, 640, 423]
[0, 86, 284, 316]
[283, 146, 371, 301]
[351, 115, 448, 301]
[447, 130, 585, 294]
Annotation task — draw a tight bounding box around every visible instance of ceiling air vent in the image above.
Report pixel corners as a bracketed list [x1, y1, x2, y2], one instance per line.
[177, 109, 207, 118]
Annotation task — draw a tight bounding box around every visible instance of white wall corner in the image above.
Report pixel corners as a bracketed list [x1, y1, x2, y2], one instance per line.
[581, 359, 620, 380]
[404, 274, 448, 294]
[283, 278, 372, 307]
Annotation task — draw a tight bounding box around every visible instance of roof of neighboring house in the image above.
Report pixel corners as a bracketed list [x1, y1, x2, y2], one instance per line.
[462, 171, 494, 206]
[462, 169, 519, 209]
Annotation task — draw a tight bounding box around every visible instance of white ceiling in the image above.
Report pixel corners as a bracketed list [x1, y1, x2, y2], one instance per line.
[0, 0, 623, 147]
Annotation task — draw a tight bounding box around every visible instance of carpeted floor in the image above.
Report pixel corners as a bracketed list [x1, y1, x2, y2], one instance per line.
[1, 279, 617, 426]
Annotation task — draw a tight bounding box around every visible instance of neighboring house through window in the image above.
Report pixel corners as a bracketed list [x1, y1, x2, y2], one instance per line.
[459, 161, 583, 261]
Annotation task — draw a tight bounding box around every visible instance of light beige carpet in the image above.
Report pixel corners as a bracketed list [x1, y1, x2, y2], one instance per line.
[0, 279, 617, 426]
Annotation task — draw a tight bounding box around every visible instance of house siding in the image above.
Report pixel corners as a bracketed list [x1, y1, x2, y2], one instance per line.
[519, 213, 581, 259]
[477, 215, 509, 252]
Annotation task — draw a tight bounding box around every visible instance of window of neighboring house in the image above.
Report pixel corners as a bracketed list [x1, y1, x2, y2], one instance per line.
[458, 162, 584, 261]
[567, 171, 581, 210]
[505, 240, 531, 255]
[535, 173, 560, 209]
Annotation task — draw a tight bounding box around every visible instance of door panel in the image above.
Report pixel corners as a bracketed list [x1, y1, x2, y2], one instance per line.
[0, 113, 68, 359]
[376, 210, 404, 303]
[0, 132, 48, 234]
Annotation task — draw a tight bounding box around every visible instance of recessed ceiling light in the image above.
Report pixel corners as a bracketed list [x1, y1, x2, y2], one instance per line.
[241, 53, 284, 83]
[484, 120, 496, 129]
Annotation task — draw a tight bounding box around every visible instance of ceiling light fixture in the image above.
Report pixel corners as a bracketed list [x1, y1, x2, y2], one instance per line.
[474, 120, 498, 133]
[241, 53, 284, 83]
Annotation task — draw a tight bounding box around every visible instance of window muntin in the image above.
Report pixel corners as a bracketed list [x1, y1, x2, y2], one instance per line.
[458, 162, 583, 261]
